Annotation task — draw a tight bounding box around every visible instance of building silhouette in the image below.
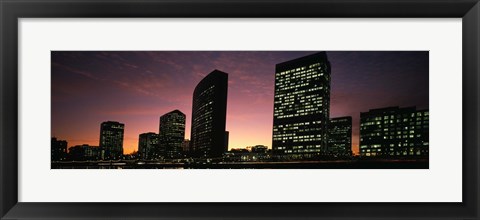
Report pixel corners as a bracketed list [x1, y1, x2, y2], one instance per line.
[181, 139, 190, 153]
[251, 145, 268, 153]
[225, 145, 270, 162]
[159, 110, 186, 159]
[224, 131, 229, 152]
[190, 70, 228, 158]
[68, 144, 100, 161]
[272, 52, 331, 159]
[51, 137, 67, 161]
[359, 106, 429, 157]
[328, 117, 352, 156]
[99, 121, 124, 160]
[138, 132, 159, 160]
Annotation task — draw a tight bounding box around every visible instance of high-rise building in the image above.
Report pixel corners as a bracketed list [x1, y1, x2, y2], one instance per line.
[359, 106, 429, 157]
[328, 116, 352, 156]
[272, 52, 331, 159]
[190, 70, 228, 158]
[224, 131, 229, 152]
[159, 110, 186, 159]
[181, 139, 190, 153]
[51, 137, 67, 161]
[99, 121, 124, 160]
[138, 132, 159, 160]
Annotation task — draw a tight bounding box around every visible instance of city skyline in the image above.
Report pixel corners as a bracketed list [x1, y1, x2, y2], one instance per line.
[52, 51, 429, 155]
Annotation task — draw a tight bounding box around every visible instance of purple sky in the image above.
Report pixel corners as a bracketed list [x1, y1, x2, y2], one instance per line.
[51, 51, 429, 154]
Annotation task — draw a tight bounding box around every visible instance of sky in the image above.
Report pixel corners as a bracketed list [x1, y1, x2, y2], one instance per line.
[51, 51, 429, 155]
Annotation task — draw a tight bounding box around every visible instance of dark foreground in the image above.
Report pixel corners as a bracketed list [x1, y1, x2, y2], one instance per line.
[51, 159, 428, 169]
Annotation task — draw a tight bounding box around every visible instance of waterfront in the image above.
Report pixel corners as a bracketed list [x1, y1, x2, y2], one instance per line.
[51, 159, 428, 169]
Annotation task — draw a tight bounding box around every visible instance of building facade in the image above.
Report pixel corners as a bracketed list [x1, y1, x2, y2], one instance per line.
[224, 131, 229, 152]
[328, 117, 352, 156]
[51, 137, 67, 161]
[181, 139, 190, 153]
[272, 52, 331, 159]
[159, 110, 186, 159]
[138, 132, 159, 160]
[190, 70, 228, 158]
[68, 144, 100, 161]
[99, 121, 125, 160]
[359, 106, 429, 157]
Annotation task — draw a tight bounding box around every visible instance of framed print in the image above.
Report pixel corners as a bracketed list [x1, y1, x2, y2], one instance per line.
[1, 0, 479, 219]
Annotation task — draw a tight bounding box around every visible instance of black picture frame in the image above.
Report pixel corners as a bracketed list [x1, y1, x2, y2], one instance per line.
[1, 0, 479, 219]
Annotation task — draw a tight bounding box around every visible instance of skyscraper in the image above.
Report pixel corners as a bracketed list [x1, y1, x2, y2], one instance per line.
[190, 70, 228, 158]
[159, 110, 186, 159]
[99, 121, 124, 160]
[138, 132, 159, 160]
[359, 106, 429, 157]
[224, 131, 229, 152]
[328, 117, 352, 156]
[51, 137, 67, 161]
[182, 139, 191, 153]
[272, 52, 331, 159]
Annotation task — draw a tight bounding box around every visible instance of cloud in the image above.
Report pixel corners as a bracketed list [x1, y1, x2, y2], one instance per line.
[52, 62, 101, 81]
[123, 63, 139, 69]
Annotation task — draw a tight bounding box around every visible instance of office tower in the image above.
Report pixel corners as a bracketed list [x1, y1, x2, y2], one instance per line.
[272, 52, 331, 159]
[51, 137, 67, 161]
[138, 132, 159, 160]
[181, 139, 190, 153]
[224, 131, 229, 152]
[328, 117, 353, 156]
[99, 121, 125, 160]
[190, 70, 228, 158]
[359, 106, 429, 157]
[159, 110, 186, 159]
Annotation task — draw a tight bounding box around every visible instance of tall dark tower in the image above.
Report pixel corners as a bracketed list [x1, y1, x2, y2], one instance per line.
[51, 137, 67, 161]
[190, 70, 228, 158]
[99, 121, 124, 160]
[272, 52, 331, 159]
[159, 110, 186, 159]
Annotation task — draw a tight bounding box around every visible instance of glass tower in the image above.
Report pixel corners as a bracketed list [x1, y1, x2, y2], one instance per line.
[159, 110, 186, 159]
[272, 52, 331, 159]
[138, 132, 159, 160]
[328, 116, 353, 156]
[99, 121, 124, 160]
[359, 106, 429, 157]
[190, 70, 228, 159]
